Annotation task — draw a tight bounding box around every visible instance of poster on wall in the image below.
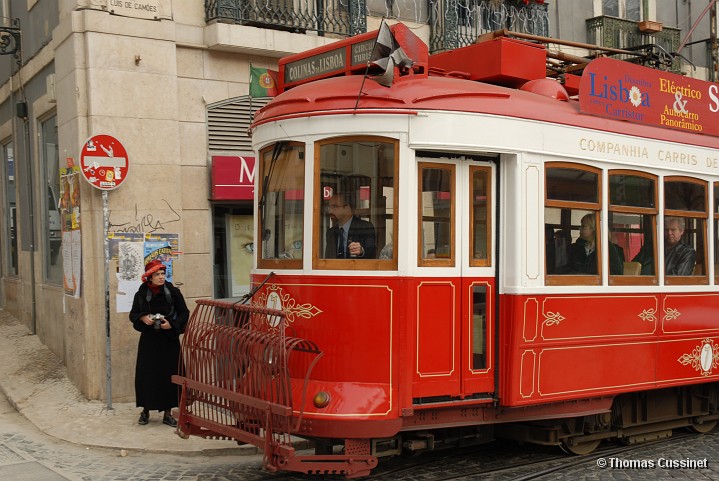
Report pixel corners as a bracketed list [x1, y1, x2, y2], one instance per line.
[116, 240, 144, 312]
[144, 239, 173, 283]
[145, 232, 180, 259]
[113, 234, 180, 312]
[227, 214, 253, 297]
[60, 161, 82, 297]
[61, 230, 81, 298]
[108, 232, 144, 259]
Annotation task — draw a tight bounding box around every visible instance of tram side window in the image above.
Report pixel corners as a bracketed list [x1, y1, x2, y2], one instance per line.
[315, 137, 397, 269]
[257, 143, 304, 269]
[544, 164, 601, 284]
[609, 171, 657, 283]
[419, 163, 455, 266]
[471, 167, 491, 266]
[664, 178, 707, 283]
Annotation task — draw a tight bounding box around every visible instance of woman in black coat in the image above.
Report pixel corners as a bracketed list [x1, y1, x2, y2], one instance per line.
[569, 213, 624, 275]
[129, 259, 189, 426]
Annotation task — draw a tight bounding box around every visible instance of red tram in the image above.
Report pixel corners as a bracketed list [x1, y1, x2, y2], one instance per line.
[173, 23, 719, 477]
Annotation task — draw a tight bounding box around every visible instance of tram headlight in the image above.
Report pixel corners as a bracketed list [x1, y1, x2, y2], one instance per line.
[313, 391, 331, 408]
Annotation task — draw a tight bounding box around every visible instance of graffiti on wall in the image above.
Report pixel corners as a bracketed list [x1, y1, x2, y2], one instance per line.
[108, 199, 181, 234]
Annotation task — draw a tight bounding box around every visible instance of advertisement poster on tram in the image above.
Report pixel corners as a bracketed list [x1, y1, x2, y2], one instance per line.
[60, 160, 82, 298]
[579, 57, 719, 137]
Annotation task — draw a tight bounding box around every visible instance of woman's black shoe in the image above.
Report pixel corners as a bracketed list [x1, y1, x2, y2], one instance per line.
[138, 410, 149, 425]
[162, 413, 178, 427]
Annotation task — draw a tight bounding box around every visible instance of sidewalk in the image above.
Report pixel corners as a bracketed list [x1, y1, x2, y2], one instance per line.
[0, 309, 252, 456]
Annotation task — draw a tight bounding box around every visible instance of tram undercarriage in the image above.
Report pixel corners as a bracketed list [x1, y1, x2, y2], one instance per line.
[298, 383, 719, 474]
[494, 384, 719, 455]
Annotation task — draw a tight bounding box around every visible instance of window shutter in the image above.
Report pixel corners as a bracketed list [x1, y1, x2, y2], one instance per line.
[207, 96, 271, 152]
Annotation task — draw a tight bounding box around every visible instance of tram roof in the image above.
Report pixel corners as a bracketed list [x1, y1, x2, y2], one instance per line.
[251, 24, 719, 150]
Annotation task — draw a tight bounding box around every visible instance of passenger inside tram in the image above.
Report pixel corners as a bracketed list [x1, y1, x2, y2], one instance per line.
[567, 213, 624, 275]
[631, 242, 654, 275]
[324, 192, 377, 258]
[379, 241, 393, 259]
[664, 216, 696, 276]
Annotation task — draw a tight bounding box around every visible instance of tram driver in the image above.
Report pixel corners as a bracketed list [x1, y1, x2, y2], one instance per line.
[325, 193, 377, 259]
[664, 216, 696, 276]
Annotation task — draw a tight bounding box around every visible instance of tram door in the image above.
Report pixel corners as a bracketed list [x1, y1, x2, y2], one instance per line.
[413, 156, 496, 401]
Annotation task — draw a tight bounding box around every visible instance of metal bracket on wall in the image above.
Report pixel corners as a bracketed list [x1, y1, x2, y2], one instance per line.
[0, 18, 21, 66]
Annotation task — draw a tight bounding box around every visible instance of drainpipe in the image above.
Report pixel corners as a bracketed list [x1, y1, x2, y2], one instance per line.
[18, 96, 35, 334]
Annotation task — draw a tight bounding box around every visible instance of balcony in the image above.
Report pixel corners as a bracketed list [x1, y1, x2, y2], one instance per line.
[429, 0, 549, 53]
[586, 16, 681, 70]
[205, 0, 366, 37]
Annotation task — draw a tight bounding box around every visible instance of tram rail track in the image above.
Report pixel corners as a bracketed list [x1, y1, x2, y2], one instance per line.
[362, 431, 700, 481]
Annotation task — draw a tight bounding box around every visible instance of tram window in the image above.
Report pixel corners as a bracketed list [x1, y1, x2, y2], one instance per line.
[419, 163, 455, 266]
[257, 143, 304, 269]
[545, 164, 601, 285]
[609, 171, 657, 284]
[470, 167, 491, 266]
[314, 137, 398, 269]
[546, 166, 598, 204]
[664, 178, 707, 284]
[544, 208, 599, 276]
[471, 285, 487, 370]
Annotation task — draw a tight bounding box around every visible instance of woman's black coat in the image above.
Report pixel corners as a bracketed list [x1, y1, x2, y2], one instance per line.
[129, 281, 189, 411]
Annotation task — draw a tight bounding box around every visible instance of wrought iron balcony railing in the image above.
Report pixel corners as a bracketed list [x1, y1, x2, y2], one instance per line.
[586, 16, 681, 69]
[205, 0, 366, 37]
[429, 0, 549, 53]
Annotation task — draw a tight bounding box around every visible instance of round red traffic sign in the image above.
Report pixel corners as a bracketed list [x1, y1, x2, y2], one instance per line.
[79, 135, 129, 190]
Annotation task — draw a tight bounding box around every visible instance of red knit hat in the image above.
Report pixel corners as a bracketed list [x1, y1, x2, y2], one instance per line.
[142, 260, 166, 283]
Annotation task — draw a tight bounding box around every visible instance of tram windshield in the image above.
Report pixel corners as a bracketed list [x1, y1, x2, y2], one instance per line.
[257, 142, 304, 269]
[315, 137, 398, 269]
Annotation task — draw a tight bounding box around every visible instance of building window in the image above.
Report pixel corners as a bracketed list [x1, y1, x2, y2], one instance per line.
[602, 0, 641, 20]
[257, 142, 305, 270]
[41, 115, 62, 284]
[609, 170, 657, 284]
[664, 177, 707, 284]
[212, 206, 254, 299]
[314, 137, 397, 269]
[544, 163, 602, 285]
[2, 140, 16, 276]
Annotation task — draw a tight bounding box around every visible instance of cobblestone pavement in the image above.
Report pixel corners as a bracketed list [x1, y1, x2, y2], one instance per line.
[541, 432, 719, 481]
[0, 388, 288, 481]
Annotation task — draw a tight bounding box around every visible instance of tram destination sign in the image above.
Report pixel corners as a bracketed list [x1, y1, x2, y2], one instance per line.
[284, 47, 346, 85]
[579, 57, 719, 138]
[282, 40, 376, 86]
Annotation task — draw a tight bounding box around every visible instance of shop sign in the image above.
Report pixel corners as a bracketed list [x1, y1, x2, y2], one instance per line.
[211, 155, 255, 200]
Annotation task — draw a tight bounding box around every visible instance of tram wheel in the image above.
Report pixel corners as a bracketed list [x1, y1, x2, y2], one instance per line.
[559, 438, 601, 455]
[689, 418, 718, 434]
